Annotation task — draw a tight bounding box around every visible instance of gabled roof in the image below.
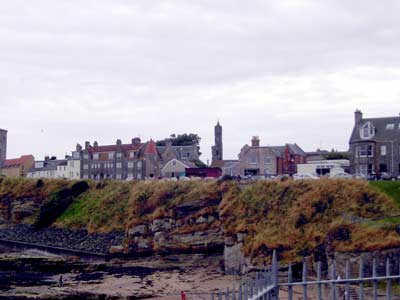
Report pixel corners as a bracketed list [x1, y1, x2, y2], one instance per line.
[241, 143, 306, 157]
[161, 158, 196, 172]
[87, 143, 143, 154]
[350, 116, 400, 143]
[28, 159, 67, 172]
[2, 155, 34, 168]
[144, 140, 157, 155]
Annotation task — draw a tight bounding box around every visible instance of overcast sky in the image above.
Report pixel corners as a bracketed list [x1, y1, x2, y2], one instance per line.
[1, 0, 400, 163]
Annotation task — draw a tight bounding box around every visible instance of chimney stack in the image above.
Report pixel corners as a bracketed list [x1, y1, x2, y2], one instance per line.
[93, 141, 98, 147]
[85, 141, 91, 149]
[355, 109, 363, 124]
[251, 136, 260, 147]
[116, 139, 122, 146]
[131, 137, 141, 145]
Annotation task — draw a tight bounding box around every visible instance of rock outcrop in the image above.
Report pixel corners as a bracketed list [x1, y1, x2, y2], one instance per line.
[126, 200, 225, 256]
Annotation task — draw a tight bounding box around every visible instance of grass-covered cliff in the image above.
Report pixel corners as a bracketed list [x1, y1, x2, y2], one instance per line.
[1, 177, 400, 263]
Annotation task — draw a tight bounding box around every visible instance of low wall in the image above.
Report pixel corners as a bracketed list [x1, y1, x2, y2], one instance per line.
[0, 224, 124, 255]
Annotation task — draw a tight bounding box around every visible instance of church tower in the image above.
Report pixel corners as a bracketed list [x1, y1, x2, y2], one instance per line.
[211, 121, 223, 164]
[0, 129, 7, 168]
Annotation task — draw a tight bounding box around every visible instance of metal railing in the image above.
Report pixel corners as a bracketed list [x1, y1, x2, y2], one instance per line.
[212, 251, 400, 300]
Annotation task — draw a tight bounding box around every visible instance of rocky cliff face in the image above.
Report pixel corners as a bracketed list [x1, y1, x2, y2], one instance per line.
[125, 199, 225, 256]
[0, 195, 43, 224]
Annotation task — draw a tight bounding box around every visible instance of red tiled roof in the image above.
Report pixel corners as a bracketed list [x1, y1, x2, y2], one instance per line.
[88, 143, 143, 154]
[144, 140, 157, 155]
[3, 155, 34, 168]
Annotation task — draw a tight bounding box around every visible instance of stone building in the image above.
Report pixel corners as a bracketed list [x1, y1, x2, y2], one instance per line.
[0, 155, 34, 178]
[349, 110, 400, 177]
[0, 129, 7, 167]
[237, 137, 307, 176]
[210, 122, 306, 176]
[81, 138, 200, 180]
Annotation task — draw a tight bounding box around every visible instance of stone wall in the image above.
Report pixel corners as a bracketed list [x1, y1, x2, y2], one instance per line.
[0, 224, 124, 254]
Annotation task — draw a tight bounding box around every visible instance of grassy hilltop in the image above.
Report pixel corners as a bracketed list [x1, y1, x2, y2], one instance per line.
[1, 177, 400, 262]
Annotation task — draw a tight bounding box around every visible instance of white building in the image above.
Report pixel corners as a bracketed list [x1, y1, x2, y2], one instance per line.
[27, 148, 81, 180]
[297, 159, 350, 176]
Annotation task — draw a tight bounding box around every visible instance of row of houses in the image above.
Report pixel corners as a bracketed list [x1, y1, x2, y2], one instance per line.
[1, 110, 399, 180]
[24, 138, 201, 180]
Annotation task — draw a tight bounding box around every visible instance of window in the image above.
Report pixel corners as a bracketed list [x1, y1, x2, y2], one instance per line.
[265, 156, 271, 165]
[358, 164, 368, 175]
[181, 152, 189, 159]
[116, 152, 122, 159]
[380, 164, 387, 172]
[249, 155, 257, 164]
[83, 154, 89, 160]
[83, 174, 88, 179]
[172, 160, 176, 166]
[368, 164, 374, 174]
[93, 153, 99, 160]
[108, 152, 114, 159]
[116, 174, 122, 180]
[69, 161, 74, 168]
[381, 145, 387, 156]
[128, 162, 134, 168]
[137, 161, 142, 169]
[83, 164, 89, 170]
[129, 152, 135, 158]
[360, 122, 375, 139]
[356, 145, 374, 157]
[116, 162, 122, 169]
[398, 124, 400, 129]
[386, 123, 395, 130]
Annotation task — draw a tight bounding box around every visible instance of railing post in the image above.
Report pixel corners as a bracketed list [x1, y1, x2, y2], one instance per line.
[271, 250, 279, 300]
[359, 257, 364, 300]
[345, 261, 350, 300]
[331, 260, 337, 300]
[386, 258, 392, 300]
[288, 264, 293, 300]
[303, 260, 308, 300]
[372, 258, 378, 300]
[317, 261, 322, 300]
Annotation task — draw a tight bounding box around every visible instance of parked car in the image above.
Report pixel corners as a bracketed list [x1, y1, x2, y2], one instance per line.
[353, 173, 367, 180]
[293, 173, 319, 180]
[330, 172, 352, 179]
[380, 172, 393, 181]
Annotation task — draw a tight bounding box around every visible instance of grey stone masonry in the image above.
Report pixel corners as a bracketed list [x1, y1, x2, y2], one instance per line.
[0, 128, 7, 167]
[349, 110, 400, 177]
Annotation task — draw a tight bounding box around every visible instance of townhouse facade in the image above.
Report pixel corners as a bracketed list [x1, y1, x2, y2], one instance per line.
[349, 110, 400, 177]
[237, 136, 307, 176]
[27, 147, 81, 180]
[81, 138, 200, 180]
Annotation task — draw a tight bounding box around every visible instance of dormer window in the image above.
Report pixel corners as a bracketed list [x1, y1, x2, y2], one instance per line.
[386, 123, 395, 130]
[360, 122, 375, 139]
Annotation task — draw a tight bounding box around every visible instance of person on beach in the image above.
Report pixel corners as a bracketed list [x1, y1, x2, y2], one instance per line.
[181, 291, 187, 300]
